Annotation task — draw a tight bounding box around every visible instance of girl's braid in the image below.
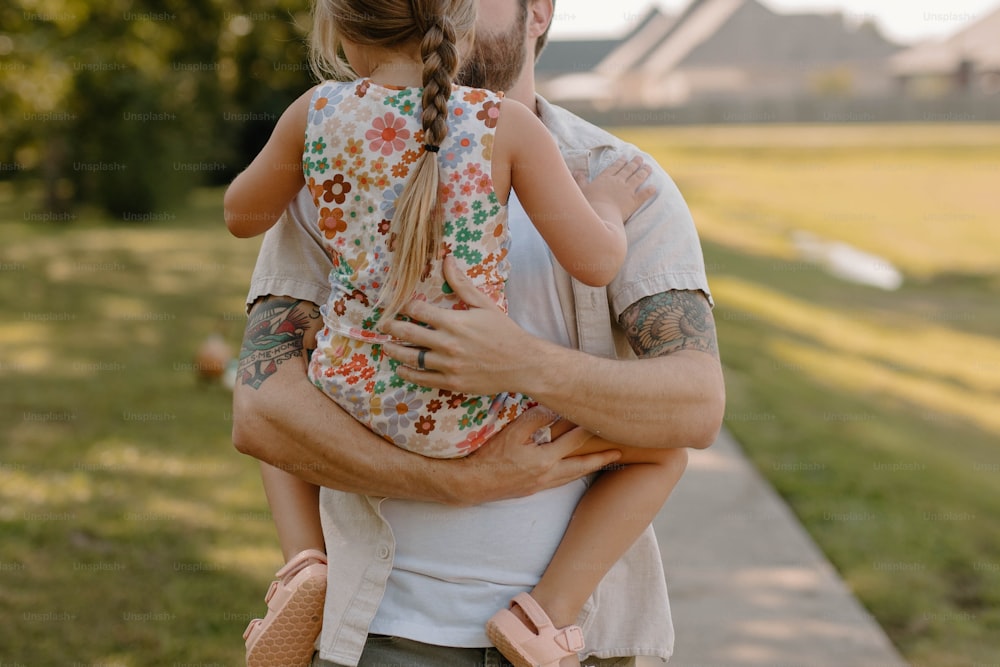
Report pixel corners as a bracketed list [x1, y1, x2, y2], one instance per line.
[415, 9, 457, 148]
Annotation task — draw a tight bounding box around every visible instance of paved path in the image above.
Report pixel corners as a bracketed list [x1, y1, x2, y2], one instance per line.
[639, 429, 909, 667]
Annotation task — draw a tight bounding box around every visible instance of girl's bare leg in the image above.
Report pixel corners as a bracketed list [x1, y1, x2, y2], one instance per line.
[259, 462, 326, 561]
[510, 433, 688, 666]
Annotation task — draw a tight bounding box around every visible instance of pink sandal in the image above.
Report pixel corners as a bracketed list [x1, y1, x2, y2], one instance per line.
[244, 549, 328, 667]
[485, 592, 585, 667]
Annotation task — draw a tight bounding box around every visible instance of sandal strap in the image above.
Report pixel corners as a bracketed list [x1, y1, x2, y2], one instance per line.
[243, 617, 262, 641]
[554, 625, 585, 653]
[263, 579, 280, 604]
[509, 593, 585, 658]
[275, 548, 328, 581]
[509, 592, 555, 632]
[516, 623, 585, 665]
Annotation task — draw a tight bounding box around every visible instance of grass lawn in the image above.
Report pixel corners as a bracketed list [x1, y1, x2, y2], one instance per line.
[2, 123, 999, 665]
[615, 123, 1000, 666]
[1, 186, 270, 664]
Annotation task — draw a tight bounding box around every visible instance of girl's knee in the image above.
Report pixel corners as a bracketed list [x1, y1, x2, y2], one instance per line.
[640, 446, 688, 474]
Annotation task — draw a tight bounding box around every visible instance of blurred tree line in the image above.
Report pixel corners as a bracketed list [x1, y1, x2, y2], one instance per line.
[0, 0, 315, 217]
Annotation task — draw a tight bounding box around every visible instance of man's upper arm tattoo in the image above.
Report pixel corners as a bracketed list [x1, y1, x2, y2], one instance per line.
[619, 290, 719, 359]
[238, 296, 322, 389]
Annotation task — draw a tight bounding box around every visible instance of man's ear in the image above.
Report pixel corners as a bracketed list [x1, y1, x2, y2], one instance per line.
[526, 0, 554, 44]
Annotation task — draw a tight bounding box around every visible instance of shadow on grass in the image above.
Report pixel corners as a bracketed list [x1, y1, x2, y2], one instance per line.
[1, 190, 278, 664]
[703, 239, 1000, 663]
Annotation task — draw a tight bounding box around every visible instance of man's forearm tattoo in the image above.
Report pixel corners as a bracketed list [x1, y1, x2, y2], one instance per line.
[238, 297, 321, 389]
[619, 291, 719, 359]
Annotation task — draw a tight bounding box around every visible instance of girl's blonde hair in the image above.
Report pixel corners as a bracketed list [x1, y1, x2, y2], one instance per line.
[310, 0, 477, 322]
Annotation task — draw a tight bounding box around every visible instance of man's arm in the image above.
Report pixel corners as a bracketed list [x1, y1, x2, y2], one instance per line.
[383, 258, 725, 449]
[230, 295, 621, 506]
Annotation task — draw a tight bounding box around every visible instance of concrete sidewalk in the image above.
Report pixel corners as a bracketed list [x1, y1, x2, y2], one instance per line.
[640, 429, 909, 667]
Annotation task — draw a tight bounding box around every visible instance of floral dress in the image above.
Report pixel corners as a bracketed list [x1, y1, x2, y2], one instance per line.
[305, 79, 532, 459]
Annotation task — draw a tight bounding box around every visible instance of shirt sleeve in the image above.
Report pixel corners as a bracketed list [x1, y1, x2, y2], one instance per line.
[601, 146, 714, 320]
[245, 187, 332, 313]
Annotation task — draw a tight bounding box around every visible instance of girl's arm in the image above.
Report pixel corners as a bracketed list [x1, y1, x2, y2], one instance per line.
[224, 88, 314, 238]
[491, 99, 653, 286]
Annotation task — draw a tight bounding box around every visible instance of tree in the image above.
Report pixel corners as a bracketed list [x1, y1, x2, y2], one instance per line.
[0, 0, 313, 218]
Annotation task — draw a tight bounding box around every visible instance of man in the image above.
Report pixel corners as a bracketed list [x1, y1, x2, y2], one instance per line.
[232, 1, 724, 665]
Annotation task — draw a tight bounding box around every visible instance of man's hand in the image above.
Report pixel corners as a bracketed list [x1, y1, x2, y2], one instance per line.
[450, 406, 622, 506]
[381, 255, 546, 396]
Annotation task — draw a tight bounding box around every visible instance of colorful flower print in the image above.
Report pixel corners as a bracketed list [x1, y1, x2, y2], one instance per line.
[439, 131, 475, 168]
[381, 183, 406, 218]
[462, 89, 488, 105]
[304, 83, 519, 459]
[382, 389, 423, 428]
[476, 100, 501, 129]
[321, 174, 352, 204]
[338, 385, 371, 421]
[345, 138, 364, 157]
[319, 207, 347, 239]
[311, 84, 346, 125]
[330, 153, 348, 171]
[366, 112, 411, 156]
[414, 414, 436, 435]
[384, 89, 417, 116]
[475, 174, 493, 195]
[455, 423, 496, 454]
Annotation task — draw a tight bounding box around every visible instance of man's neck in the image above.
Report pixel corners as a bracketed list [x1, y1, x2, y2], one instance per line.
[504, 70, 539, 117]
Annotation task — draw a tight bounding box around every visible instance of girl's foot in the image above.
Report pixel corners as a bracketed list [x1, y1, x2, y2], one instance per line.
[486, 592, 583, 667]
[244, 549, 328, 667]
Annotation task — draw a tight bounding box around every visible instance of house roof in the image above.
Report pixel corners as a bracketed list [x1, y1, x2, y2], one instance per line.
[535, 39, 620, 76]
[636, 0, 744, 77]
[891, 4, 1000, 75]
[536, 6, 678, 77]
[594, 7, 677, 76]
[634, 0, 899, 77]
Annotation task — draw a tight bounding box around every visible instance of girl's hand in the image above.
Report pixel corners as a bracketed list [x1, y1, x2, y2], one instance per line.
[575, 156, 655, 224]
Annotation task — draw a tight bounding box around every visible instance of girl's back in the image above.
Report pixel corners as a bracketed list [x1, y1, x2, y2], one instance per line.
[306, 78, 510, 339]
[306, 78, 527, 458]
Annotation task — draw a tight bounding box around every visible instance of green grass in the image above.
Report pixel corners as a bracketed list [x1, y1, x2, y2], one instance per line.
[1, 185, 272, 664]
[615, 123, 1000, 666]
[2, 123, 1000, 664]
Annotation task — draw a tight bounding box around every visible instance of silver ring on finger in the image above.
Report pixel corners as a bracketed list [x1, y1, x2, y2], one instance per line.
[417, 348, 428, 372]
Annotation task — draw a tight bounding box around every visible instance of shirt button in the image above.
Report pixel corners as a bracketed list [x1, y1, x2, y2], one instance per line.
[376, 545, 390, 559]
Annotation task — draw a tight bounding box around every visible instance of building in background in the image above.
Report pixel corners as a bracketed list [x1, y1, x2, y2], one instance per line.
[891, 5, 1000, 98]
[535, 0, 999, 123]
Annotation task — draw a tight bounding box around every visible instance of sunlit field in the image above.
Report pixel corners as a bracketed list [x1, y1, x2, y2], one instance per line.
[615, 123, 1000, 666]
[2, 124, 999, 664]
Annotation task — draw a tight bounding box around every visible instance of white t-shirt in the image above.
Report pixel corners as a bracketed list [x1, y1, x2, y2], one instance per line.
[371, 193, 588, 646]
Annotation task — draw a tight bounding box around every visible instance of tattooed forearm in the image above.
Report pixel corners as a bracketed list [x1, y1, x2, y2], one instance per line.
[619, 290, 719, 359]
[238, 296, 322, 389]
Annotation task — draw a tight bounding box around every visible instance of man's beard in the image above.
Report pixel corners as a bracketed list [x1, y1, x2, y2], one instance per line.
[457, 18, 527, 92]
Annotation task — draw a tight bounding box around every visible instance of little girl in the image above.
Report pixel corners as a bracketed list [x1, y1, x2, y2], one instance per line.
[226, 1, 686, 666]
